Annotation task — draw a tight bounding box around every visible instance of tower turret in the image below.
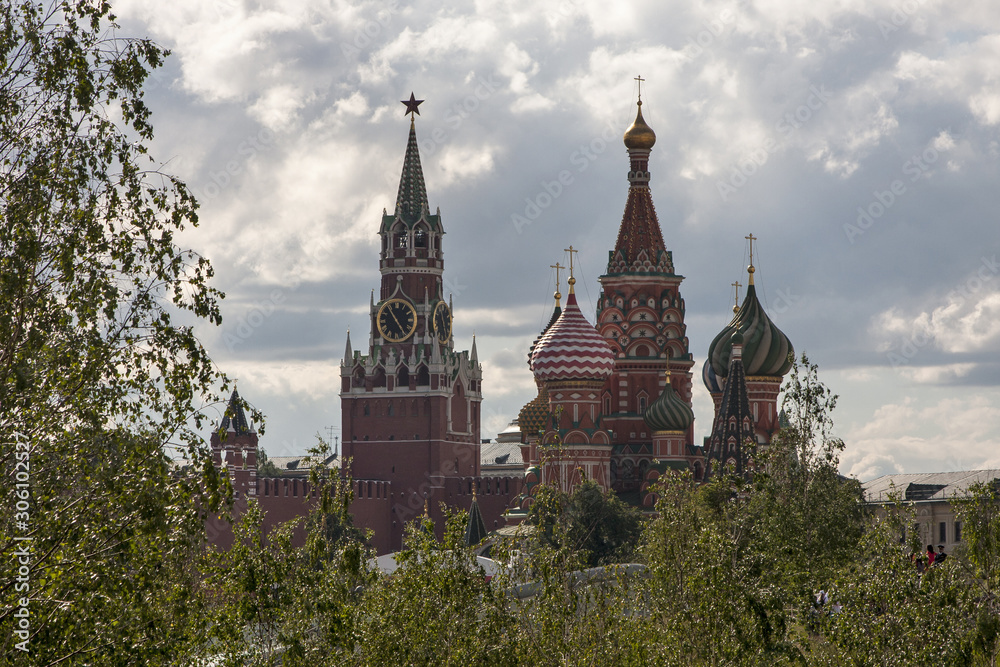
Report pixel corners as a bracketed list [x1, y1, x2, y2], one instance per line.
[596, 80, 695, 493]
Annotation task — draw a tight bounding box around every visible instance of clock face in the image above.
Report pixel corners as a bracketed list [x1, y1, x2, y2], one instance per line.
[432, 302, 452, 343]
[377, 299, 417, 342]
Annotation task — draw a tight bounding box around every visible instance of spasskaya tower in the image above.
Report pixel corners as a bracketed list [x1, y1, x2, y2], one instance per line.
[341, 93, 483, 553]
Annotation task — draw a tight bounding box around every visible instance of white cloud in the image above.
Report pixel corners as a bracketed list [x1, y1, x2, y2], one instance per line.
[114, 0, 1000, 465]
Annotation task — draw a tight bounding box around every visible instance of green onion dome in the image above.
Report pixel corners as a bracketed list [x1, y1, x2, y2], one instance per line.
[708, 282, 793, 379]
[702, 358, 723, 394]
[643, 373, 694, 432]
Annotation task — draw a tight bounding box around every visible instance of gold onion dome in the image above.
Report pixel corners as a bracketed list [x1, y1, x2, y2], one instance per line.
[624, 101, 656, 150]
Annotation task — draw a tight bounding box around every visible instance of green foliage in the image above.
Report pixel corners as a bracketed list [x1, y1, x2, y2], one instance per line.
[527, 478, 644, 568]
[256, 447, 281, 477]
[748, 353, 866, 590]
[0, 3, 230, 662]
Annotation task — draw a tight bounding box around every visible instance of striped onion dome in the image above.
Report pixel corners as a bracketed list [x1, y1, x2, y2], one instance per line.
[708, 283, 793, 379]
[702, 358, 723, 394]
[644, 375, 693, 432]
[531, 291, 615, 383]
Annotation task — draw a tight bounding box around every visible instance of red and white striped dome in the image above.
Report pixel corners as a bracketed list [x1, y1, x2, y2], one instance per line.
[531, 292, 615, 382]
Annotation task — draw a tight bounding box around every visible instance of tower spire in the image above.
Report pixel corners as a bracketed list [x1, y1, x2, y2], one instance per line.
[395, 93, 428, 223]
[609, 81, 671, 276]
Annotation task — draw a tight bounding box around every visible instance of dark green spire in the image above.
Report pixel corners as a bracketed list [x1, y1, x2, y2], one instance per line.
[394, 119, 429, 223]
[464, 491, 489, 547]
[221, 389, 251, 436]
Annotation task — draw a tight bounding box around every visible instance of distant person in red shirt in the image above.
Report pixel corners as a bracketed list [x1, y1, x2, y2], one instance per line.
[927, 544, 936, 567]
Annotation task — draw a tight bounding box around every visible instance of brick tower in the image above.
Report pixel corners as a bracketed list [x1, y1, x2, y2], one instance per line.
[596, 88, 696, 494]
[341, 95, 483, 553]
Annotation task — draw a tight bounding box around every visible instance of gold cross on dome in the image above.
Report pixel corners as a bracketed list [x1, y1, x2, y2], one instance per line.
[550, 262, 564, 289]
[634, 75, 645, 102]
[745, 233, 757, 284]
[564, 246, 578, 277]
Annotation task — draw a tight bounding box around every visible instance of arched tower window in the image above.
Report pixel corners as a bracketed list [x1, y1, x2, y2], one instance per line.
[414, 227, 427, 248]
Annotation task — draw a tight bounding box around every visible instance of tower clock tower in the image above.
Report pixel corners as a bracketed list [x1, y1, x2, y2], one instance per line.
[341, 94, 483, 553]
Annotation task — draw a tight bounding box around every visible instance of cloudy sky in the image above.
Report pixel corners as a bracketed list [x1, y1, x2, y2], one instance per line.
[117, 0, 1000, 480]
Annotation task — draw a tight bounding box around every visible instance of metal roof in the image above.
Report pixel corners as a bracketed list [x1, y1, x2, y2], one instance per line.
[480, 440, 523, 468]
[863, 469, 1000, 503]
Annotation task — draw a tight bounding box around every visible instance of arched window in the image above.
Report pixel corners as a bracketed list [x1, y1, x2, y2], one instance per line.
[414, 227, 427, 248]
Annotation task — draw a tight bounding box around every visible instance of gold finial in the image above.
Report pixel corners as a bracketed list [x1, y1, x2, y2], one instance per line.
[745, 233, 757, 285]
[472, 485, 477, 500]
[731, 281, 742, 313]
[634, 74, 645, 104]
[565, 246, 578, 294]
[665, 366, 671, 381]
[550, 261, 564, 307]
[423, 498, 429, 517]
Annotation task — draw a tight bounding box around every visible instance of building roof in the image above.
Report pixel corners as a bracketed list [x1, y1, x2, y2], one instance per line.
[863, 470, 1000, 503]
[265, 455, 340, 475]
[480, 440, 524, 469]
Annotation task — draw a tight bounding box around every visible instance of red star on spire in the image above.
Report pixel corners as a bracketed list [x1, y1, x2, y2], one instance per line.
[401, 92, 424, 117]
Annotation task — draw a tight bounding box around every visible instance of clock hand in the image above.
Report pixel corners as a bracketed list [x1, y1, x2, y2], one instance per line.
[389, 306, 405, 332]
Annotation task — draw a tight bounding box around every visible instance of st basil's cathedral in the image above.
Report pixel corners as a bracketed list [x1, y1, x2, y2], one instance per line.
[209, 86, 795, 555]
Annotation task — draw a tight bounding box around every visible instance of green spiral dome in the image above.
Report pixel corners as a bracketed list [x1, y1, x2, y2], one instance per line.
[708, 283, 793, 378]
[643, 377, 694, 432]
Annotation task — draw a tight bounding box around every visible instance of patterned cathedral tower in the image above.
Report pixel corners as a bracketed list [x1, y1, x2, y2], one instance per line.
[341, 95, 483, 553]
[530, 252, 616, 492]
[596, 87, 696, 493]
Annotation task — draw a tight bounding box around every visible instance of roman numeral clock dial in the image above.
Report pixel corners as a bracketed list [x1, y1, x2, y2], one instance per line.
[376, 299, 417, 342]
[432, 301, 452, 343]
